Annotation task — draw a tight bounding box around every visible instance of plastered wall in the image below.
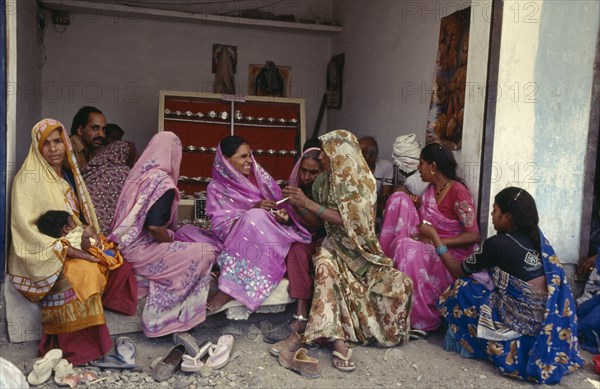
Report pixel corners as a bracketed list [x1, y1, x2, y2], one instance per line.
[490, 0, 599, 262]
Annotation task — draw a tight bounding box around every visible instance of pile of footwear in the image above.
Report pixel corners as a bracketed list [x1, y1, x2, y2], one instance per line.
[27, 349, 98, 387]
[91, 336, 140, 370]
[151, 332, 235, 382]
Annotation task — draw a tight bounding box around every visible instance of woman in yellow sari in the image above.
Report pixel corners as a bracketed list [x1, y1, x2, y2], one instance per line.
[8, 119, 137, 366]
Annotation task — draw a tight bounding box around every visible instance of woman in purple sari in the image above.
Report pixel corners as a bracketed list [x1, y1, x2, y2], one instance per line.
[206, 136, 311, 311]
[109, 131, 219, 338]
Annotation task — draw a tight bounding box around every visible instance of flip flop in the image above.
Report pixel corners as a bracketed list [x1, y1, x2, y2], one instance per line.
[53, 359, 77, 387]
[409, 329, 428, 340]
[53, 360, 98, 387]
[152, 344, 186, 382]
[116, 336, 137, 364]
[27, 348, 63, 386]
[332, 348, 356, 372]
[181, 341, 212, 373]
[172, 332, 201, 357]
[90, 354, 140, 370]
[205, 335, 235, 370]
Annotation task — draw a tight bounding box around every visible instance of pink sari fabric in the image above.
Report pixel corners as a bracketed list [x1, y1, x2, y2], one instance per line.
[109, 132, 218, 337]
[287, 147, 321, 188]
[206, 145, 311, 311]
[379, 184, 478, 330]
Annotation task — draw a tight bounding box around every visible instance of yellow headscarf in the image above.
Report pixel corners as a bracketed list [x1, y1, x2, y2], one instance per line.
[9, 118, 99, 302]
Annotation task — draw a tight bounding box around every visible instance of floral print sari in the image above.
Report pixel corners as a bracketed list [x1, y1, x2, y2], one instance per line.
[438, 232, 583, 384]
[302, 130, 413, 347]
[109, 132, 218, 337]
[206, 143, 311, 311]
[379, 184, 481, 330]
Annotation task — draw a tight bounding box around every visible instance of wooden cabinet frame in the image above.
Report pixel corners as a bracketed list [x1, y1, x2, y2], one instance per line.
[158, 90, 306, 195]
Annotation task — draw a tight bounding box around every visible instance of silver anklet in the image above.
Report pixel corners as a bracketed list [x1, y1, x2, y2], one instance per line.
[293, 314, 308, 322]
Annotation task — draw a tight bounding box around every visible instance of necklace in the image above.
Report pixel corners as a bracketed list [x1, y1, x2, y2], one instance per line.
[505, 233, 537, 254]
[435, 181, 450, 198]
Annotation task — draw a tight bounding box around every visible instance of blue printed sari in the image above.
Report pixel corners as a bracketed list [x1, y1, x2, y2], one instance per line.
[438, 231, 584, 384]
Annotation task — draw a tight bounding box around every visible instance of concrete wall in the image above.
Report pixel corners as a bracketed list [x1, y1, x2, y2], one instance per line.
[329, 0, 491, 200]
[490, 0, 599, 262]
[11, 0, 43, 170]
[12, 5, 333, 167]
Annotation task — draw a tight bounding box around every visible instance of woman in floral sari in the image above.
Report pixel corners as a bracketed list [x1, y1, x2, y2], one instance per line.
[279, 130, 413, 372]
[427, 187, 583, 384]
[379, 142, 481, 331]
[81, 140, 134, 235]
[109, 131, 218, 337]
[8, 119, 137, 365]
[205, 136, 311, 312]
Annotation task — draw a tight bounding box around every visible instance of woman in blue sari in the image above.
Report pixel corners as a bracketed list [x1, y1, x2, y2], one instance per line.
[420, 187, 583, 384]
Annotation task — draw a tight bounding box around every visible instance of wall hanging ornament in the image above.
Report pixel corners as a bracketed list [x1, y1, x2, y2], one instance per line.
[212, 44, 237, 94]
[326, 53, 345, 109]
[425, 7, 471, 150]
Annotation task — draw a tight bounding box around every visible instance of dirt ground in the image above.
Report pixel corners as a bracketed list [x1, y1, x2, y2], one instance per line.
[0, 306, 598, 389]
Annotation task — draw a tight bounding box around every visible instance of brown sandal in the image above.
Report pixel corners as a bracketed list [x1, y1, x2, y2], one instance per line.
[332, 348, 356, 372]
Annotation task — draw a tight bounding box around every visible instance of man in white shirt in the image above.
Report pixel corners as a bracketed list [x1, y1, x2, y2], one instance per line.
[359, 136, 394, 218]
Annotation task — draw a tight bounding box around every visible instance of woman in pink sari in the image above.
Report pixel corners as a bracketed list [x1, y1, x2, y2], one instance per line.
[109, 131, 219, 338]
[206, 136, 311, 311]
[379, 142, 480, 331]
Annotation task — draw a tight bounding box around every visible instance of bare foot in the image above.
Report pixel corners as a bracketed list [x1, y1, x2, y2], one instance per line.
[332, 339, 356, 372]
[207, 291, 233, 311]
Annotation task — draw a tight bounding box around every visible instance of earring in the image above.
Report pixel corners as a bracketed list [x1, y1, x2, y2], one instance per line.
[430, 170, 435, 175]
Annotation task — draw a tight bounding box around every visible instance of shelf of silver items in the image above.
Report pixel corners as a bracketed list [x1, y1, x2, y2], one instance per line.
[181, 147, 298, 157]
[165, 117, 298, 128]
[181, 147, 217, 153]
[178, 177, 212, 184]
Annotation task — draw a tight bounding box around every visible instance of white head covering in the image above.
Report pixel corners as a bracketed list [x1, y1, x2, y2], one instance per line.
[392, 134, 421, 174]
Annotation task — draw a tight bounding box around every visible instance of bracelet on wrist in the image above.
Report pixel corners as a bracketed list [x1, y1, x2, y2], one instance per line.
[316, 205, 326, 218]
[435, 244, 448, 256]
[304, 198, 309, 208]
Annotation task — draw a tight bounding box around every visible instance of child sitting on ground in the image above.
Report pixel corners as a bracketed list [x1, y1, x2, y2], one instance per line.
[36, 210, 124, 301]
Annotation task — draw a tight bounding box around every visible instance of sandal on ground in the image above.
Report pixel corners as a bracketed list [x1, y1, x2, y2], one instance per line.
[152, 344, 186, 382]
[262, 321, 293, 344]
[409, 329, 428, 340]
[116, 336, 137, 364]
[278, 348, 321, 379]
[270, 331, 303, 357]
[181, 341, 212, 372]
[332, 348, 356, 372]
[27, 348, 63, 386]
[91, 354, 140, 370]
[53, 359, 77, 387]
[172, 332, 201, 357]
[205, 335, 235, 370]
